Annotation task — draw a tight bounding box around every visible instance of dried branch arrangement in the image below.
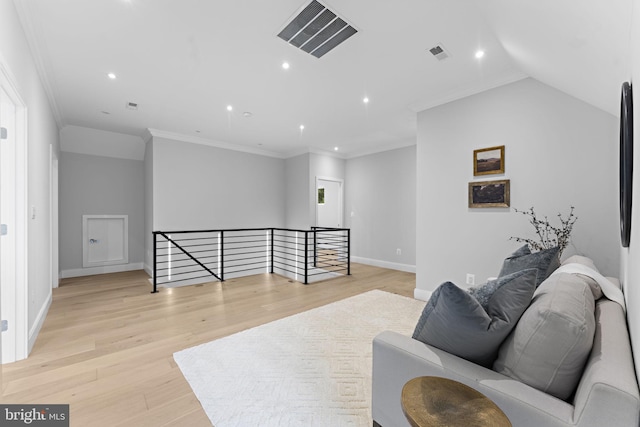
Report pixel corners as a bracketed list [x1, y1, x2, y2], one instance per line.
[510, 206, 577, 256]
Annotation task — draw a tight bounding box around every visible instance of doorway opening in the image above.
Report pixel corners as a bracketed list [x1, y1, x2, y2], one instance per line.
[315, 176, 344, 228]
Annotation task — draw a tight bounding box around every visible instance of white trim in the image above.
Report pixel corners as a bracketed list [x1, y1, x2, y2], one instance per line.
[61, 262, 144, 279]
[0, 51, 29, 363]
[413, 288, 432, 302]
[12, 0, 64, 127]
[351, 256, 416, 273]
[82, 214, 129, 268]
[146, 128, 285, 159]
[28, 290, 51, 353]
[144, 263, 153, 278]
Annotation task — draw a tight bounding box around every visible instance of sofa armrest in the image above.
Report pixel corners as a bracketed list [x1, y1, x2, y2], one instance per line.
[372, 331, 574, 427]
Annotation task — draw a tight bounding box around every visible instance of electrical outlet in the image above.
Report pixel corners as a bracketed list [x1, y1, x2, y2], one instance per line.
[466, 273, 475, 286]
[396, 248, 401, 256]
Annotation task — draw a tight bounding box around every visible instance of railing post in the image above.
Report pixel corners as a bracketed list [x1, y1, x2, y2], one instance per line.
[151, 232, 158, 293]
[313, 228, 317, 268]
[220, 230, 225, 282]
[304, 231, 309, 284]
[270, 228, 274, 274]
[347, 228, 351, 276]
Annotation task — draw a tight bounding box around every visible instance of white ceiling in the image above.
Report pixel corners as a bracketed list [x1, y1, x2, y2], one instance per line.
[14, 0, 631, 158]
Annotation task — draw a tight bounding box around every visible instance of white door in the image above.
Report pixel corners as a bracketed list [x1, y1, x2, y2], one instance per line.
[0, 77, 28, 364]
[316, 178, 343, 228]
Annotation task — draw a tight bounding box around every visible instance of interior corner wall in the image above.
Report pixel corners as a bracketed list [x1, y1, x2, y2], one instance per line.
[622, 0, 640, 381]
[417, 78, 619, 293]
[144, 140, 154, 275]
[151, 137, 286, 231]
[1, 0, 59, 352]
[285, 153, 310, 229]
[345, 145, 416, 271]
[59, 152, 145, 276]
[309, 153, 345, 227]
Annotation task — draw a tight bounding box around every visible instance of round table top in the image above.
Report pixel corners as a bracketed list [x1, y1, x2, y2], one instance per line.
[401, 376, 512, 427]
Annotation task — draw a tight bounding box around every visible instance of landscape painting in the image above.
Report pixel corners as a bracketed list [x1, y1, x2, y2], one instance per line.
[468, 179, 510, 208]
[474, 145, 505, 176]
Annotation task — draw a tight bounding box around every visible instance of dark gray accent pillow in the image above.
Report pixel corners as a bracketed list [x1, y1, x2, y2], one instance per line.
[412, 268, 538, 368]
[499, 245, 560, 287]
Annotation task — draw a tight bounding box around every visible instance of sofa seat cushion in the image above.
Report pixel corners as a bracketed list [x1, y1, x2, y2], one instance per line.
[499, 245, 560, 287]
[493, 273, 596, 400]
[412, 269, 537, 368]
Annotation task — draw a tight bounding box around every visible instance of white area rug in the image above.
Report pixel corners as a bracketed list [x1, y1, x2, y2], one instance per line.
[173, 290, 427, 426]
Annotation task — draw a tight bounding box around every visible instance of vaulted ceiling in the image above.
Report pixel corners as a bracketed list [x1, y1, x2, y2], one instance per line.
[14, 0, 631, 158]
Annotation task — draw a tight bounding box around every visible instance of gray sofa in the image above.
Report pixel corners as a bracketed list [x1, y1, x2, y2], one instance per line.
[372, 298, 640, 427]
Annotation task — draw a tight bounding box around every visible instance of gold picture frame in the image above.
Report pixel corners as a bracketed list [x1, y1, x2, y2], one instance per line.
[473, 145, 505, 176]
[468, 179, 510, 208]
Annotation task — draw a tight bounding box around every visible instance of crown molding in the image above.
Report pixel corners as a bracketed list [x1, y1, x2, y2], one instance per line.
[13, 0, 64, 129]
[146, 128, 286, 159]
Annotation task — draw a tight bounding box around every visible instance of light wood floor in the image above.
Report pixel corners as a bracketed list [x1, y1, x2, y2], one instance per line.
[1, 263, 416, 426]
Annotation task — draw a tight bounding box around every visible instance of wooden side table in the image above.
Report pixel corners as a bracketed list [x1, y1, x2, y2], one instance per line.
[401, 376, 511, 427]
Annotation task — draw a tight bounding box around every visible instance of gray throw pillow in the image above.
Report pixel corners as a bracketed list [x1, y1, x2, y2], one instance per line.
[412, 268, 538, 368]
[499, 245, 560, 287]
[493, 273, 596, 400]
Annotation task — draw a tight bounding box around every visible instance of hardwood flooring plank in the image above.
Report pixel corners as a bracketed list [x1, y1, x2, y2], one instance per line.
[1, 263, 416, 426]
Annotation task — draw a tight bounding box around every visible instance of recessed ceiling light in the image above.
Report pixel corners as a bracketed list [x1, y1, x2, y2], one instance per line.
[363, 97, 369, 104]
[475, 50, 485, 59]
[282, 62, 290, 70]
[299, 125, 305, 131]
[226, 105, 233, 112]
[107, 73, 116, 79]
[334, 147, 339, 151]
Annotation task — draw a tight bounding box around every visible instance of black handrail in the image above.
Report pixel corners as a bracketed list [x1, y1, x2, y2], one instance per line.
[152, 227, 350, 292]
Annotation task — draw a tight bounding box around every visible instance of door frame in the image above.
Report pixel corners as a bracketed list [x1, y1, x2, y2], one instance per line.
[315, 176, 344, 228]
[0, 56, 29, 363]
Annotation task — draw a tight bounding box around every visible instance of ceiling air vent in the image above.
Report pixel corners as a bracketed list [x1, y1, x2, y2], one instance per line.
[278, 0, 358, 58]
[126, 101, 138, 111]
[429, 44, 450, 61]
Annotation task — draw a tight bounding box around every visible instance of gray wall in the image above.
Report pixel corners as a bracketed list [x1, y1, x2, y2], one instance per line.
[621, 2, 640, 381]
[144, 141, 154, 273]
[59, 152, 145, 273]
[285, 153, 310, 229]
[345, 145, 416, 270]
[151, 137, 286, 231]
[417, 78, 619, 295]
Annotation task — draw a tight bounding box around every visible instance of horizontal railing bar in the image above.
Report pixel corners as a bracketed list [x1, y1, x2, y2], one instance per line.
[156, 274, 217, 284]
[225, 265, 267, 274]
[155, 227, 347, 235]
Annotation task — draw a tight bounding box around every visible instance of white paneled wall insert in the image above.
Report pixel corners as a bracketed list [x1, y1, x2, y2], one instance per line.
[82, 215, 128, 268]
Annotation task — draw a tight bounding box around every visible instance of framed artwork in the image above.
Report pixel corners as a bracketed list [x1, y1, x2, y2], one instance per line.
[474, 145, 505, 176]
[469, 179, 510, 208]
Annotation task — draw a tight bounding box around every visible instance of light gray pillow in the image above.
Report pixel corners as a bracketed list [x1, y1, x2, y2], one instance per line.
[493, 274, 596, 400]
[499, 245, 560, 287]
[412, 269, 537, 368]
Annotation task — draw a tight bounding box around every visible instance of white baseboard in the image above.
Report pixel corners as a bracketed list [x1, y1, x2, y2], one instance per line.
[414, 288, 432, 302]
[28, 290, 52, 354]
[351, 256, 416, 273]
[144, 263, 153, 277]
[61, 262, 144, 279]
